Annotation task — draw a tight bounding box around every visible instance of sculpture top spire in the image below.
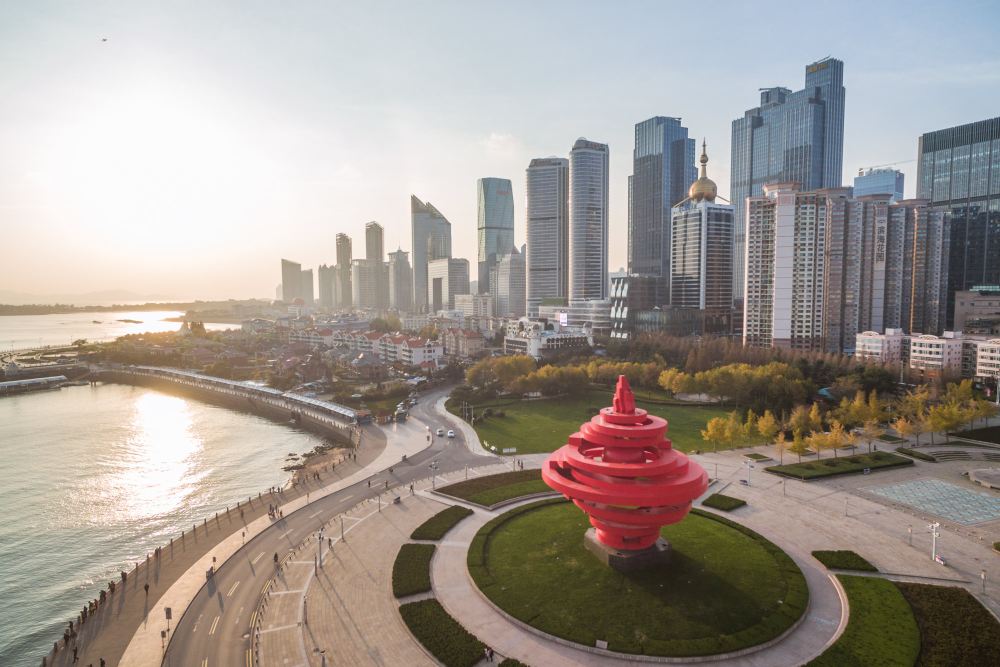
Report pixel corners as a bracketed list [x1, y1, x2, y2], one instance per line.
[612, 375, 636, 415]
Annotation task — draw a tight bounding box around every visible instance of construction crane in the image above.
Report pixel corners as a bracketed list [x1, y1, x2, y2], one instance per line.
[858, 159, 916, 174]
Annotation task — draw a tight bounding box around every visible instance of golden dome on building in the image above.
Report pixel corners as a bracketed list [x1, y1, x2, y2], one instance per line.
[688, 140, 717, 203]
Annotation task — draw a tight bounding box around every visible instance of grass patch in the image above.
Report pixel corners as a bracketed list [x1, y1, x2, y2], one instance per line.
[391, 543, 435, 598]
[498, 661, 530, 667]
[896, 447, 936, 462]
[951, 425, 1000, 444]
[744, 452, 771, 461]
[765, 452, 912, 480]
[451, 388, 733, 454]
[879, 434, 906, 443]
[808, 575, 919, 666]
[469, 500, 807, 657]
[399, 598, 485, 667]
[437, 470, 553, 507]
[896, 582, 1000, 667]
[410, 506, 474, 541]
[701, 493, 746, 511]
[810, 550, 877, 572]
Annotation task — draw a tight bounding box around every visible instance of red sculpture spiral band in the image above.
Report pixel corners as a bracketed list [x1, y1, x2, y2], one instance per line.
[542, 375, 708, 551]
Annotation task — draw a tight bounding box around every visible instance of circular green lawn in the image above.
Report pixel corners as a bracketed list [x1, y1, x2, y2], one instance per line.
[468, 501, 808, 657]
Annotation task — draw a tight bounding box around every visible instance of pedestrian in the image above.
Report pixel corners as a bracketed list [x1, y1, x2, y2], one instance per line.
[483, 647, 490, 663]
[144, 583, 149, 597]
[101, 659, 106, 667]
[72, 646, 78, 663]
[488, 647, 495, 661]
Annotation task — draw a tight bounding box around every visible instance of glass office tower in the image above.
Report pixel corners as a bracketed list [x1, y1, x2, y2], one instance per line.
[410, 195, 452, 311]
[628, 117, 696, 305]
[916, 116, 1000, 327]
[476, 177, 515, 295]
[854, 168, 904, 201]
[731, 57, 846, 301]
[525, 157, 569, 315]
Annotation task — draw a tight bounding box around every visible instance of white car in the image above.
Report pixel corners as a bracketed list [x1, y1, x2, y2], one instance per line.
[447, 429, 455, 438]
[436, 428, 444, 437]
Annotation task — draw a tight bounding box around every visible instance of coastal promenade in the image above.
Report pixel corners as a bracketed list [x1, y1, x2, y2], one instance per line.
[45, 421, 392, 667]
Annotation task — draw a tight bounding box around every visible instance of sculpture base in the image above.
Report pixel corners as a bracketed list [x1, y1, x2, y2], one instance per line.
[583, 528, 671, 573]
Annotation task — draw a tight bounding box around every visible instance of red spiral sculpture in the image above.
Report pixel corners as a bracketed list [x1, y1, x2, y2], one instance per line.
[542, 375, 708, 551]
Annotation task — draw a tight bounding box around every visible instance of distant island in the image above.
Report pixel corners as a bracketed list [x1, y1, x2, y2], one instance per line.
[0, 299, 272, 317]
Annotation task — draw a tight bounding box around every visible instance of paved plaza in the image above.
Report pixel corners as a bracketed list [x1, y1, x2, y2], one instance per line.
[868, 478, 1000, 525]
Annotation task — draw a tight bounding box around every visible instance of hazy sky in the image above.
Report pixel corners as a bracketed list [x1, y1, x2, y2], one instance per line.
[2, 1, 999, 301]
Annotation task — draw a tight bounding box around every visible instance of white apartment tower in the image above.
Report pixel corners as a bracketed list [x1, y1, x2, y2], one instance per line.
[526, 157, 569, 315]
[568, 138, 609, 301]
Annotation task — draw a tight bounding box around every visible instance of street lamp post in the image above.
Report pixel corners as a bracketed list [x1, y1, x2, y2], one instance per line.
[907, 524, 912, 546]
[927, 522, 940, 561]
[982, 570, 987, 594]
[745, 460, 753, 486]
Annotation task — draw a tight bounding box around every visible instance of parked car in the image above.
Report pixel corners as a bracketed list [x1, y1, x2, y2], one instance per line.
[447, 429, 455, 438]
[436, 428, 444, 436]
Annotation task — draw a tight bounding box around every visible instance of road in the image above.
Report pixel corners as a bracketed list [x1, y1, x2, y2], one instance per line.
[162, 387, 487, 667]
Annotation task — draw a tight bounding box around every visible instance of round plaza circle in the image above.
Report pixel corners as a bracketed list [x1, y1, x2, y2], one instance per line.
[467, 500, 809, 659]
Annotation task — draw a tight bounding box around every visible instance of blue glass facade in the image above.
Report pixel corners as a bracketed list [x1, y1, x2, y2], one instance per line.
[476, 177, 515, 295]
[916, 116, 1000, 327]
[628, 117, 696, 305]
[730, 57, 846, 299]
[854, 168, 904, 201]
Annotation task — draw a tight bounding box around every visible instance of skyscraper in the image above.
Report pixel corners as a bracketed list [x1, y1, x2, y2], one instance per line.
[427, 258, 469, 312]
[854, 168, 904, 201]
[411, 195, 452, 311]
[335, 233, 353, 309]
[629, 117, 696, 305]
[476, 177, 515, 295]
[351, 259, 387, 309]
[916, 116, 1000, 327]
[669, 143, 734, 310]
[318, 264, 335, 309]
[569, 138, 609, 301]
[526, 157, 569, 315]
[731, 57, 846, 299]
[492, 245, 526, 317]
[388, 249, 413, 313]
[280, 259, 302, 302]
[365, 221, 384, 262]
[299, 269, 314, 305]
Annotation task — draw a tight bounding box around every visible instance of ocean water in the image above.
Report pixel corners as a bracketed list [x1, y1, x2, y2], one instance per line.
[0, 383, 325, 665]
[0, 310, 233, 350]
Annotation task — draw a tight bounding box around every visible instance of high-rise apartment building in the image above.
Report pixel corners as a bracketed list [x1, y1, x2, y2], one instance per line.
[388, 249, 413, 313]
[526, 157, 569, 315]
[411, 195, 453, 311]
[476, 177, 515, 295]
[299, 269, 314, 305]
[365, 221, 384, 262]
[280, 259, 303, 302]
[569, 138, 609, 301]
[318, 264, 336, 309]
[916, 116, 1000, 327]
[854, 168, 904, 201]
[731, 57, 846, 299]
[492, 245, 526, 318]
[629, 117, 696, 305]
[669, 143, 734, 310]
[427, 258, 469, 312]
[335, 233, 353, 309]
[351, 259, 387, 310]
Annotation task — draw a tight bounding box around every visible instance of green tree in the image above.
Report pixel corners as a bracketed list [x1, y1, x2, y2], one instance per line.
[808, 403, 824, 433]
[789, 430, 809, 463]
[774, 430, 788, 464]
[788, 405, 811, 435]
[757, 410, 780, 445]
[701, 417, 729, 453]
[859, 418, 884, 454]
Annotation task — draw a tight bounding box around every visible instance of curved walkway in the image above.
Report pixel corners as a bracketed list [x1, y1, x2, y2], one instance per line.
[431, 500, 847, 666]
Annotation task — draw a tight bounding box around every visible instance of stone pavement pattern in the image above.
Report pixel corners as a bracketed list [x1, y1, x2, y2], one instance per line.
[868, 478, 1000, 525]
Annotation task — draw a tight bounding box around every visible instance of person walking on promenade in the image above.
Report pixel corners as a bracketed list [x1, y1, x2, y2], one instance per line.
[72, 646, 78, 663]
[144, 583, 149, 597]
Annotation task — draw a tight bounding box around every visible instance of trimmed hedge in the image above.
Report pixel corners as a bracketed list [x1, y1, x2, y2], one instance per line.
[765, 452, 912, 480]
[701, 493, 747, 511]
[399, 598, 485, 667]
[410, 506, 474, 541]
[811, 550, 878, 572]
[498, 660, 530, 667]
[392, 543, 435, 598]
[808, 575, 919, 666]
[469, 501, 808, 657]
[896, 447, 936, 462]
[437, 469, 553, 507]
[896, 582, 1000, 667]
[744, 453, 771, 461]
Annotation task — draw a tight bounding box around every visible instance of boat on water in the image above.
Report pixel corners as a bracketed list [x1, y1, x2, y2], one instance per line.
[117, 318, 142, 324]
[92, 320, 102, 324]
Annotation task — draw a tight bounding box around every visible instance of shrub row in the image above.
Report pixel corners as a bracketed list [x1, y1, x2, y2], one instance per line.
[437, 469, 553, 507]
[498, 660, 530, 667]
[392, 543, 435, 598]
[701, 493, 747, 512]
[765, 452, 912, 480]
[410, 506, 474, 541]
[399, 598, 485, 667]
[895, 447, 937, 462]
[896, 581, 1000, 667]
[810, 550, 878, 572]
